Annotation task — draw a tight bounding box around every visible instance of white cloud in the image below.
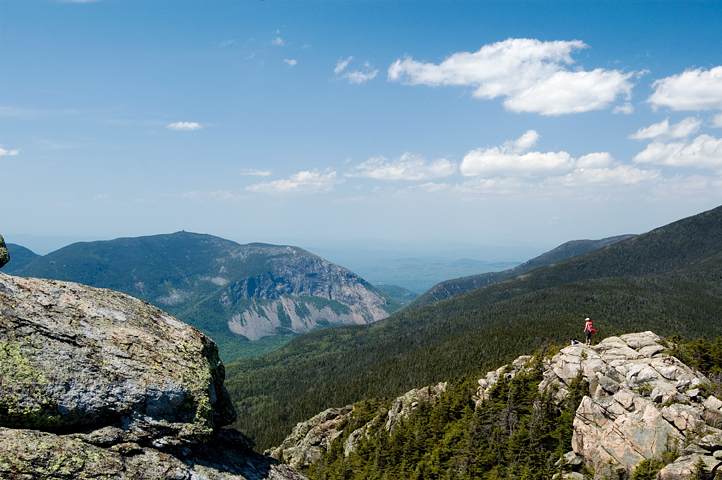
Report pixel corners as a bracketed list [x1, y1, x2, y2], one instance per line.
[335, 56, 353, 74]
[220, 39, 237, 47]
[0, 144, 19, 156]
[334, 57, 378, 85]
[629, 117, 702, 140]
[346, 70, 379, 85]
[346, 153, 458, 180]
[461, 130, 574, 176]
[648, 66, 722, 111]
[576, 152, 615, 168]
[455, 177, 529, 195]
[246, 170, 342, 193]
[387, 38, 634, 115]
[713, 113, 722, 128]
[284, 59, 297, 66]
[167, 122, 203, 131]
[240, 169, 272, 176]
[271, 37, 285, 46]
[613, 103, 634, 114]
[547, 165, 661, 187]
[633, 134, 722, 170]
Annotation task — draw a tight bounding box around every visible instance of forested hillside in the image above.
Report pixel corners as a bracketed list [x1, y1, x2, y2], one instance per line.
[225, 205, 722, 450]
[407, 234, 634, 309]
[4, 232, 396, 362]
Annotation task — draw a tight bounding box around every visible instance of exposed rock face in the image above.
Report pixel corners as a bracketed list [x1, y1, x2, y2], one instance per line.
[267, 383, 447, 468]
[479, 332, 722, 479]
[4, 233, 391, 353]
[0, 234, 8, 269]
[0, 272, 306, 479]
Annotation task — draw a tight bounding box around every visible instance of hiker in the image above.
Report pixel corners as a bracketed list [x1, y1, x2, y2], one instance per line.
[570, 338, 581, 345]
[584, 318, 595, 345]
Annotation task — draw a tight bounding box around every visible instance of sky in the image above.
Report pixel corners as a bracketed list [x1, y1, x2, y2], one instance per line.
[2, 0, 722, 259]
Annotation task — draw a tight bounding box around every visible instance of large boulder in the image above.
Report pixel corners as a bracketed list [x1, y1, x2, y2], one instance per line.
[0, 234, 8, 269]
[0, 272, 306, 479]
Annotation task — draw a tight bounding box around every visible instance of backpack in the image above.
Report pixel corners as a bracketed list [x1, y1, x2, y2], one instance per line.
[590, 327, 596, 334]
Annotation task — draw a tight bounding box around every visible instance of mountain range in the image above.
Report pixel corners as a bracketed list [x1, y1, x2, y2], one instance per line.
[224, 204, 722, 450]
[2, 232, 395, 362]
[406, 234, 635, 309]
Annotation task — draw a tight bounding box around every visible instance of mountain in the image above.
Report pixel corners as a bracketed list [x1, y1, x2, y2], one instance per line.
[3, 232, 395, 362]
[269, 331, 722, 480]
[4, 243, 39, 271]
[407, 234, 635, 309]
[224, 205, 722, 450]
[373, 284, 419, 306]
[0, 272, 306, 480]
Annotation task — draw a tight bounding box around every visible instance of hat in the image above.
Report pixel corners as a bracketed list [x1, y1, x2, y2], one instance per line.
[585, 318, 590, 321]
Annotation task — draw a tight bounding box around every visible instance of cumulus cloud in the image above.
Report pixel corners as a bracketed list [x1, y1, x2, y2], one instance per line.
[334, 57, 378, 85]
[461, 130, 575, 176]
[240, 169, 272, 176]
[629, 117, 702, 140]
[246, 170, 341, 193]
[648, 66, 722, 111]
[284, 59, 298, 66]
[271, 37, 285, 46]
[613, 103, 634, 114]
[0, 144, 19, 156]
[633, 134, 722, 170]
[346, 153, 458, 180]
[167, 122, 203, 131]
[387, 38, 634, 115]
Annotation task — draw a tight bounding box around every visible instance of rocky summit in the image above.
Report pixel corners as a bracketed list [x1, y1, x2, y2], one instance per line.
[0, 272, 306, 480]
[272, 331, 722, 479]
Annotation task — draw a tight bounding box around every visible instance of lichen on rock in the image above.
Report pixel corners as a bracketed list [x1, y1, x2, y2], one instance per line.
[0, 272, 307, 479]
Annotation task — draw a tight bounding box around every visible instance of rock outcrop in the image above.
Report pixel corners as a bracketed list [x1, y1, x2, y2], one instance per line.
[0, 272, 306, 479]
[0, 234, 8, 269]
[480, 332, 722, 479]
[266, 383, 446, 468]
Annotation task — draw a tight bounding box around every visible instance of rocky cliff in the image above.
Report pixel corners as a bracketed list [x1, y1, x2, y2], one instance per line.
[0, 271, 306, 480]
[3, 232, 392, 361]
[272, 332, 722, 479]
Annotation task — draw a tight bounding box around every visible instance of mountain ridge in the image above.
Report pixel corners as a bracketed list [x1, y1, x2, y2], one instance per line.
[407, 234, 636, 309]
[2, 231, 395, 362]
[224, 204, 722, 450]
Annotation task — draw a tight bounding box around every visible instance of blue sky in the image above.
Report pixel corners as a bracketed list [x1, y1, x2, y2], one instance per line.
[2, 0, 722, 258]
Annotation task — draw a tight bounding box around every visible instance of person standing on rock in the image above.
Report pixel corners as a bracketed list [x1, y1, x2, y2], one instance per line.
[584, 317, 595, 345]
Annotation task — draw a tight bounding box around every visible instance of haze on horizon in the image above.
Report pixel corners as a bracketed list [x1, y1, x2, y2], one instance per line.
[2, 1, 722, 257]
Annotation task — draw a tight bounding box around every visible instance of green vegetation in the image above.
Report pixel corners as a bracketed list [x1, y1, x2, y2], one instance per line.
[374, 284, 419, 306]
[2, 232, 396, 363]
[226, 205, 722, 450]
[408, 235, 635, 310]
[303, 353, 589, 480]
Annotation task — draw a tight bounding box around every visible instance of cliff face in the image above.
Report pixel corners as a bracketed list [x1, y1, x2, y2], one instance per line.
[3, 233, 391, 360]
[0, 272, 306, 480]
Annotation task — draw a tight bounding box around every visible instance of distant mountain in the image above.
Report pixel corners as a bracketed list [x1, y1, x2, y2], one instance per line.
[224, 205, 722, 450]
[407, 234, 635, 309]
[373, 284, 419, 306]
[4, 232, 395, 362]
[5, 243, 40, 271]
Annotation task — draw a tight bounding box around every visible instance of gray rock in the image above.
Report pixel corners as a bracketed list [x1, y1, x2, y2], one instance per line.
[0, 234, 8, 269]
[0, 272, 306, 480]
